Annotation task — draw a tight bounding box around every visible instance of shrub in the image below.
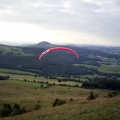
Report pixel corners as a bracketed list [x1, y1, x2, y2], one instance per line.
[35, 103, 41, 110]
[107, 92, 113, 98]
[0, 75, 10, 80]
[52, 98, 66, 107]
[11, 107, 27, 116]
[87, 91, 96, 100]
[0, 103, 27, 117]
[11, 103, 21, 116]
[40, 84, 43, 88]
[1, 104, 12, 117]
[107, 91, 119, 98]
[70, 98, 73, 102]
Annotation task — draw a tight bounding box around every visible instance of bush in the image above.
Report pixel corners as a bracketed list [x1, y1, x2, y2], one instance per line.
[107, 92, 113, 98]
[11, 107, 27, 116]
[13, 103, 20, 110]
[0, 75, 10, 80]
[35, 103, 41, 110]
[52, 98, 66, 107]
[70, 98, 73, 102]
[1, 104, 12, 117]
[0, 103, 27, 117]
[107, 91, 119, 98]
[11, 103, 27, 116]
[87, 91, 96, 100]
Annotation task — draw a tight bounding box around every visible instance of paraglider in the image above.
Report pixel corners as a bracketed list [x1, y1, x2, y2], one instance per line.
[39, 47, 79, 59]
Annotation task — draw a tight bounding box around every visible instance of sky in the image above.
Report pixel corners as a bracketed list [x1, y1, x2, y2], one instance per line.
[0, 0, 120, 46]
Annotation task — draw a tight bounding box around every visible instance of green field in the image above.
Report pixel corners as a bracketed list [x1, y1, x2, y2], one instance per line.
[0, 68, 36, 75]
[0, 46, 33, 56]
[0, 43, 120, 119]
[99, 64, 120, 73]
[0, 68, 82, 86]
[10, 74, 82, 87]
[74, 64, 120, 74]
[0, 78, 120, 120]
[88, 54, 119, 62]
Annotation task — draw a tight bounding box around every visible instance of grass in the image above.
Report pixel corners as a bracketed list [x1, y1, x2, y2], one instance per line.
[88, 54, 118, 62]
[73, 64, 98, 69]
[9, 79, 47, 87]
[0, 72, 120, 120]
[2, 73, 82, 87]
[99, 64, 120, 74]
[0, 79, 119, 120]
[0, 68, 36, 75]
[0, 46, 33, 56]
[0, 79, 120, 120]
[0, 80, 83, 113]
[74, 64, 120, 74]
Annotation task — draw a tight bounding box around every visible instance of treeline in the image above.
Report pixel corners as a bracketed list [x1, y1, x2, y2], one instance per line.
[45, 76, 83, 83]
[82, 78, 120, 90]
[0, 76, 10, 80]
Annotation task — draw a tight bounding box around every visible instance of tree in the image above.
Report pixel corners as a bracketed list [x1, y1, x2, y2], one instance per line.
[87, 91, 96, 100]
[35, 103, 41, 110]
[52, 98, 66, 107]
[1, 104, 12, 117]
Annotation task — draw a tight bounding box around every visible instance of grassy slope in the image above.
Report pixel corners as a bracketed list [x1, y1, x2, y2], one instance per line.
[0, 47, 120, 119]
[0, 79, 120, 120]
[3, 98, 120, 120]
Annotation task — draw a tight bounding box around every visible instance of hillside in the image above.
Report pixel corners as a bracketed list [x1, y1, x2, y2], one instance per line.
[0, 43, 120, 120]
[29, 41, 57, 48]
[0, 42, 120, 77]
[0, 78, 120, 120]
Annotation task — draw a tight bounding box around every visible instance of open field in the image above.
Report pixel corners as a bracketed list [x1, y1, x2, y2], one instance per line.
[74, 64, 120, 74]
[0, 68, 36, 75]
[0, 41, 120, 119]
[99, 64, 120, 73]
[0, 77, 120, 120]
[0, 68, 82, 86]
[9, 74, 83, 87]
[88, 54, 119, 62]
[0, 67, 120, 120]
[0, 46, 33, 56]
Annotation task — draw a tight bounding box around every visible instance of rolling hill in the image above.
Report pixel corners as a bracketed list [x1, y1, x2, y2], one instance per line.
[0, 42, 120, 120]
[0, 42, 119, 77]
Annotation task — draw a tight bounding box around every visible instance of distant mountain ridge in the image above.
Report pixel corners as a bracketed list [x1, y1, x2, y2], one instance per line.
[0, 44, 10, 47]
[0, 44, 6, 46]
[30, 41, 57, 48]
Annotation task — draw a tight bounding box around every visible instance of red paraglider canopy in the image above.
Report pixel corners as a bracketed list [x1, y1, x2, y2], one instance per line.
[39, 47, 79, 59]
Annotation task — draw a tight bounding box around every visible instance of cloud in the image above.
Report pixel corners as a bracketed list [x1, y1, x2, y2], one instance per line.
[0, 0, 120, 46]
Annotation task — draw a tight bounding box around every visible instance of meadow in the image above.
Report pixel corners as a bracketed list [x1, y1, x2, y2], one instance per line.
[0, 46, 33, 56]
[0, 43, 120, 119]
[0, 68, 35, 75]
[0, 70, 120, 120]
[74, 64, 120, 74]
